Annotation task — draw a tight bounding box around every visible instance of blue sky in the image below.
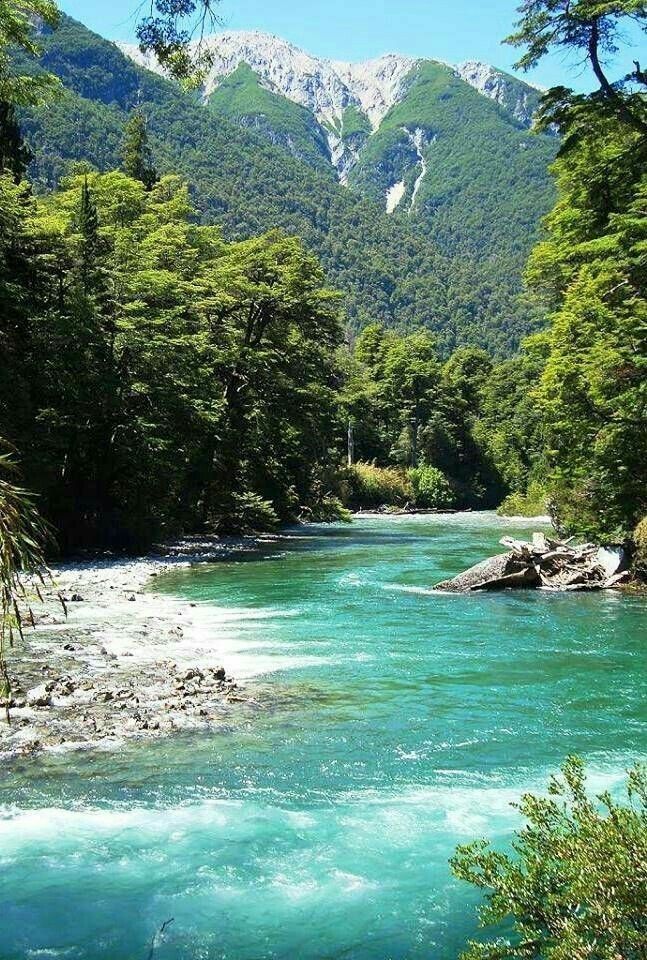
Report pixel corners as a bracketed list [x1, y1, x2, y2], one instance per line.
[60, 0, 645, 92]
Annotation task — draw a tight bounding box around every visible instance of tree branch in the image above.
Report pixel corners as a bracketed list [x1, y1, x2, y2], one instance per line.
[588, 19, 647, 135]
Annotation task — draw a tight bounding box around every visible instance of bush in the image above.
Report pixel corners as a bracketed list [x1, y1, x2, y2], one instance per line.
[216, 492, 279, 534]
[344, 463, 413, 508]
[451, 757, 647, 960]
[632, 516, 647, 579]
[497, 480, 549, 518]
[304, 495, 352, 523]
[408, 465, 454, 509]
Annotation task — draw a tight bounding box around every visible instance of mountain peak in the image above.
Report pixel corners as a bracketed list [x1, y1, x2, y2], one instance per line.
[119, 32, 541, 134]
[118, 31, 543, 185]
[119, 31, 418, 131]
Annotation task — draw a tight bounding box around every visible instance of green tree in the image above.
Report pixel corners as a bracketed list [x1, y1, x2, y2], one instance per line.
[0, 0, 60, 105]
[452, 757, 647, 960]
[0, 165, 345, 549]
[135, 0, 222, 85]
[0, 100, 31, 180]
[199, 231, 342, 526]
[379, 329, 442, 468]
[473, 334, 550, 496]
[121, 110, 158, 190]
[503, 0, 647, 538]
[524, 115, 646, 538]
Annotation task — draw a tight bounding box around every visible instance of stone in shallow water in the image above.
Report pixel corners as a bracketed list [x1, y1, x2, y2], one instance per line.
[434, 552, 517, 592]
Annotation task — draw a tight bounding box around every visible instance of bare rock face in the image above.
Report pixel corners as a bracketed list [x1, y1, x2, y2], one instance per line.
[434, 533, 631, 593]
[454, 61, 539, 128]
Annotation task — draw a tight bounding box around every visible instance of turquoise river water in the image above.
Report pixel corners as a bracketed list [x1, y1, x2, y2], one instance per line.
[1, 514, 645, 959]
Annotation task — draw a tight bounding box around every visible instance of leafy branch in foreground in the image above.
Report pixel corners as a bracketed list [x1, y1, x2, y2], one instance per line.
[505, 0, 647, 136]
[135, 0, 223, 85]
[0, 449, 49, 721]
[451, 756, 647, 960]
[0, 0, 60, 105]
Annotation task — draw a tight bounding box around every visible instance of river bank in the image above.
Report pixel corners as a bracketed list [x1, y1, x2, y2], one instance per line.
[0, 535, 281, 759]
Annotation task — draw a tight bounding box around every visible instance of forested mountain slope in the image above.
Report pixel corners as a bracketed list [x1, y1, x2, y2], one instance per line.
[19, 15, 557, 355]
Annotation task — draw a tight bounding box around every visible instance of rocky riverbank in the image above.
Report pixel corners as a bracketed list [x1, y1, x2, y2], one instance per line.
[0, 535, 278, 759]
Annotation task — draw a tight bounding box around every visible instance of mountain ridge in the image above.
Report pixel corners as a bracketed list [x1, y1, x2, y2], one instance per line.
[118, 30, 544, 181]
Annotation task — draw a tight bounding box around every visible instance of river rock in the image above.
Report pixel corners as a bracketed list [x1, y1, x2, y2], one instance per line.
[26, 684, 53, 707]
[434, 552, 519, 592]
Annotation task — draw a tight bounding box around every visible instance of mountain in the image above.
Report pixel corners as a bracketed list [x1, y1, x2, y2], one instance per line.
[120, 30, 545, 185]
[120, 30, 555, 263]
[18, 16, 557, 355]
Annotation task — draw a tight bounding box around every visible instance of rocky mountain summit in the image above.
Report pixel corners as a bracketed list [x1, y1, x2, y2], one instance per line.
[119, 31, 542, 182]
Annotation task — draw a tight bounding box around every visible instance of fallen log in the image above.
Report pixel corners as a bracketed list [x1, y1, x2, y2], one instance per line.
[434, 534, 630, 593]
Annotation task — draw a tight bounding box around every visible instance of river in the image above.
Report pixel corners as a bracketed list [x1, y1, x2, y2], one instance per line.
[1, 513, 645, 959]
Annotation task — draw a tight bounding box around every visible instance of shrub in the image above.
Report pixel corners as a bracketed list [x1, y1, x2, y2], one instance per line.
[345, 463, 413, 507]
[451, 757, 647, 960]
[216, 492, 279, 534]
[408, 465, 454, 509]
[306, 496, 352, 523]
[632, 516, 647, 579]
[497, 480, 549, 518]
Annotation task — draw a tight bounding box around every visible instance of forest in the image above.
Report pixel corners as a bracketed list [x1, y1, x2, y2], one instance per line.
[0, 0, 645, 556]
[18, 12, 556, 356]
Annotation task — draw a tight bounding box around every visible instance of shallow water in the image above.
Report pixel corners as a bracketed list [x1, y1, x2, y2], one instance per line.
[2, 514, 645, 959]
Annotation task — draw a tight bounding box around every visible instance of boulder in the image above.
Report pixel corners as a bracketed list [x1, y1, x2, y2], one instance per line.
[26, 684, 52, 707]
[435, 552, 516, 592]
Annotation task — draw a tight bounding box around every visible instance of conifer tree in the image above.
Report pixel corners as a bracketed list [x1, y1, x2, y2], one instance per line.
[75, 177, 100, 293]
[0, 101, 31, 182]
[121, 111, 158, 190]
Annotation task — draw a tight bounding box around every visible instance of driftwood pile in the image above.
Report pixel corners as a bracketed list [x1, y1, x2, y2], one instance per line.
[436, 532, 630, 593]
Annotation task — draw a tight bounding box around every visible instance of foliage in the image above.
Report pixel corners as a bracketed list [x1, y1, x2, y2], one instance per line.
[0, 99, 31, 179]
[451, 756, 647, 960]
[497, 481, 549, 518]
[350, 60, 556, 270]
[0, 0, 60, 105]
[631, 516, 647, 580]
[527, 115, 646, 540]
[135, 0, 222, 86]
[0, 164, 344, 550]
[0, 449, 48, 717]
[215, 492, 279, 534]
[506, 0, 647, 136]
[473, 334, 550, 497]
[344, 463, 413, 508]
[341, 328, 506, 508]
[340, 104, 371, 140]
[408, 465, 454, 509]
[121, 109, 158, 189]
[305, 495, 352, 524]
[208, 63, 331, 170]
